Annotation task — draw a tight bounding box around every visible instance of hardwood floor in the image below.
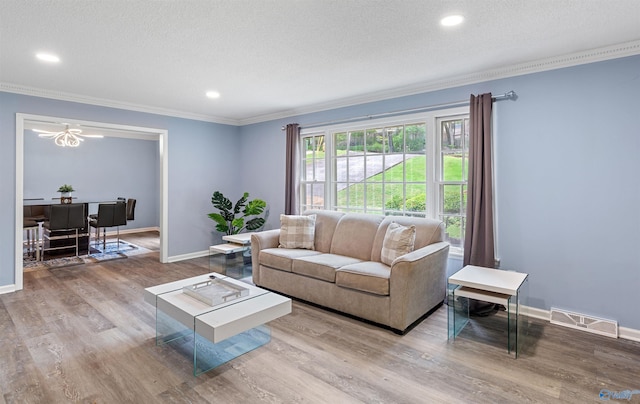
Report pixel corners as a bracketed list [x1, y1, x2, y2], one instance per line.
[3, 232, 640, 403]
[120, 230, 161, 252]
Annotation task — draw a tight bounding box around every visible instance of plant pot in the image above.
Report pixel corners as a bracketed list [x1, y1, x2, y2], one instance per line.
[60, 192, 72, 204]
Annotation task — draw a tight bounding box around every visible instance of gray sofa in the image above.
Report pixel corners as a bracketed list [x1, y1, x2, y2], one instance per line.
[250, 210, 449, 333]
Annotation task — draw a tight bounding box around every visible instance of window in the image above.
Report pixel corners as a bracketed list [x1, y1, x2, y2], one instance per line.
[437, 115, 469, 251]
[300, 134, 326, 211]
[300, 107, 469, 252]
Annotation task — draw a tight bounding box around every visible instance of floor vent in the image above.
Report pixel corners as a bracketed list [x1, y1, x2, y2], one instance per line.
[550, 307, 618, 338]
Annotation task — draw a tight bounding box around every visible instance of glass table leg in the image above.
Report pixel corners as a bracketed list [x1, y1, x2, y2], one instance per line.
[193, 325, 271, 376]
[516, 276, 530, 358]
[209, 250, 252, 280]
[157, 306, 272, 376]
[448, 284, 469, 339]
[507, 276, 529, 357]
[156, 307, 192, 345]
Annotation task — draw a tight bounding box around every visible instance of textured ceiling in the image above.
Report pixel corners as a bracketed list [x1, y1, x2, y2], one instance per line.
[2, 0, 640, 125]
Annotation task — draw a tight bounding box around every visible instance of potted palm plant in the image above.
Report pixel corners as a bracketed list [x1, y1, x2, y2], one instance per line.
[208, 191, 267, 235]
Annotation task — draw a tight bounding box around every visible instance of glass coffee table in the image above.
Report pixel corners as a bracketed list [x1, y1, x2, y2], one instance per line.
[447, 265, 529, 358]
[144, 273, 291, 375]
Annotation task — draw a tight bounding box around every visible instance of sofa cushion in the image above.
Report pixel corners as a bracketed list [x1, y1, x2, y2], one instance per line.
[260, 248, 322, 272]
[335, 261, 391, 296]
[380, 222, 416, 265]
[279, 214, 316, 249]
[330, 213, 384, 261]
[292, 254, 363, 282]
[371, 216, 444, 262]
[303, 210, 344, 253]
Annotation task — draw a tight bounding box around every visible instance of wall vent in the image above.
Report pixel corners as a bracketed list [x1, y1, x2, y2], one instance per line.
[550, 307, 618, 338]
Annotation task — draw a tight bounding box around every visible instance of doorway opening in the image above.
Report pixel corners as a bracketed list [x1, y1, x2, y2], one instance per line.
[15, 113, 169, 290]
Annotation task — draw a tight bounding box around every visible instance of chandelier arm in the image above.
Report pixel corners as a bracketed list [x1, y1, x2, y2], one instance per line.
[36, 125, 95, 147]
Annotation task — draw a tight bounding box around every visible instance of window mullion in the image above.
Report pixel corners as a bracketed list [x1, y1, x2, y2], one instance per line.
[325, 133, 332, 210]
[402, 125, 406, 213]
[363, 128, 367, 213]
[426, 115, 437, 219]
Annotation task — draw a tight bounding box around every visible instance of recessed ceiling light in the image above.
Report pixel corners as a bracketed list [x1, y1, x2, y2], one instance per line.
[36, 52, 60, 63]
[206, 91, 220, 99]
[440, 15, 464, 27]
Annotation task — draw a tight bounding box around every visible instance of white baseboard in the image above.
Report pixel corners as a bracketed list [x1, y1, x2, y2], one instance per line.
[619, 327, 640, 342]
[523, 305, 640, 342]
[166, 249, 209, 263]
[523, 305, 549, 321]
[0, 284, 17, 295]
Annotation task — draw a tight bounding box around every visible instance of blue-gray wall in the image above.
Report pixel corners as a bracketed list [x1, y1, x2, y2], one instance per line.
[23, 131, 159, 230]
[2, 55, 639, 330]
[239, 55, 640, 330]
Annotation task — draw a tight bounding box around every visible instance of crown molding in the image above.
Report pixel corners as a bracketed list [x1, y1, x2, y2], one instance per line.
[2, 40, 639, 127]
[238, 39, 640, 126]
[0, 83, 241, 126]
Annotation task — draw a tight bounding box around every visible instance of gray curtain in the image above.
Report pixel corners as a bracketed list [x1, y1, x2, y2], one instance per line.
[284, 123, 300, 215]
[463, 93, 495, 268]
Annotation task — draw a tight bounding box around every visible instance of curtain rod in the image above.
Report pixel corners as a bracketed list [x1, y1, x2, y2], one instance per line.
[282, 90, 516, 130]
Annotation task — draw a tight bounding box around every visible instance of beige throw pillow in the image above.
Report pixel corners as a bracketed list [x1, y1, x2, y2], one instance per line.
[380, 222, 416, 265]
[279, 214, 316, 250]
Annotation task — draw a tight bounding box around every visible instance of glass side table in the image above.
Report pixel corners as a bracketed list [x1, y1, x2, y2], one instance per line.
[209, 233, 254, 280]
[447, 265, 529, 358]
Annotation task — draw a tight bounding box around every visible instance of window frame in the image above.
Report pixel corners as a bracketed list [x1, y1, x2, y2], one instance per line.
[299, 107, 468, 253]
[299, 132, 328, 212]
[435, 113, 470, 256]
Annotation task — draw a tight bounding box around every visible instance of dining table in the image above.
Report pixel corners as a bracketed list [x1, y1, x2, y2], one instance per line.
[23, 198, 121, 261]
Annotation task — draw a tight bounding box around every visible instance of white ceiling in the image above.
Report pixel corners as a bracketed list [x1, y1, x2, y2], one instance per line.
[2, 0, 640, 125]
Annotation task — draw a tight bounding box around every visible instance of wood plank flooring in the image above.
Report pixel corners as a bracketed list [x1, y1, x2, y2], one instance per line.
[2, 232, 639, 403]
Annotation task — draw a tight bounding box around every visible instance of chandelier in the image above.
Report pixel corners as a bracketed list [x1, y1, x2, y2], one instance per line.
[35, 125, 103, 147]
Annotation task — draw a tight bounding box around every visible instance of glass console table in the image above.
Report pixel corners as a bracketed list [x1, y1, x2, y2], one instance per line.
[447, 265, 529, 358]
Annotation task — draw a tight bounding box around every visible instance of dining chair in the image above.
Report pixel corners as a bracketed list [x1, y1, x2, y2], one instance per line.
[42, 203, 87, 259]
[126, 198, 136, 221]
[23, 206, 40, 259]
[89, 202, 127, 251]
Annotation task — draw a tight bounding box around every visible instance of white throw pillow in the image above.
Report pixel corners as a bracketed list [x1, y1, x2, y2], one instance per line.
[380, 222, 416, 265]
[279, 214, 316, 250]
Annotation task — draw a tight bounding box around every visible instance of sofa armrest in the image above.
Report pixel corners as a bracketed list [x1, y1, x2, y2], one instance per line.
[391, 241, 449, 266]
[388, 241, 450, 331]
[251, 229, 281, 285]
